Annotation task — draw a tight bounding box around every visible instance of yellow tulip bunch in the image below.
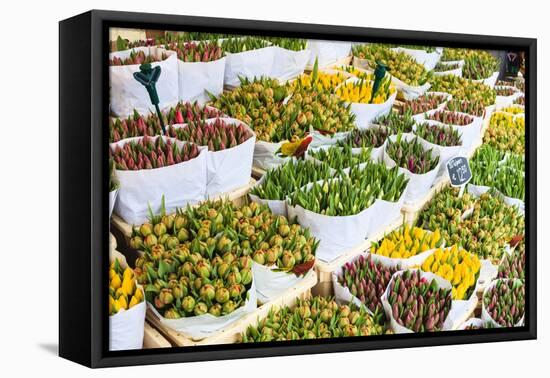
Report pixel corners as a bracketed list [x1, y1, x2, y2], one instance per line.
[500, 105, 524, 115]
[336, 77, 394, 105]
[291, 71, 347, 93]
[514, 116, 525, 129]
[336, 66, 373, 81]
[371, 225, 442, 259]
[421, 245, 481, 300]
[109, 258, 143, 315]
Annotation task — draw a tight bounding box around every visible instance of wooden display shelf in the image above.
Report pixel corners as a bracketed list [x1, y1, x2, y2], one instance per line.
[251, 165, 266, 180]
[143, 321, 172, 349]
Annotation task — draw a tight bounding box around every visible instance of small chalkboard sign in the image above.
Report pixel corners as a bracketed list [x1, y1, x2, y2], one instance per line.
[447, 156, 472, 187]
[446, 156, 472, 197]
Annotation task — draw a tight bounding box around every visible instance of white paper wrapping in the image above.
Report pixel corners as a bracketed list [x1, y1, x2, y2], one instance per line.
[109, 300, 146, 351]
[109, 47, 179, 117]
[384, 134, 441, 205]
[481, 278, 525, 328]
[252, 262, 313, 303]
[287, 199, 371, 263]
[457, 317, 486, 330]
[200, 118, 255, 197]
[473, 71, 499, 89]
[224, 46, 277, 88]
[414, 123, 466, 177]
[148, 279, 258, 339]
[336, 77, 397, 129]
[175, 53, 225, 104]
[109, 189, 119, 219]
[309, 129, 351, 148]
[433, 60, 464, 77]
[253, 140, 290, 171]
[495, 85, 522, 109]
[392, 47, 442, 71]
[271, 47, 311, 82]
[108, 253, 146, 351]
[248, 174, 289, 218]
[306, 40, 352, 68]
[112, 136, 207, 225]
[287, 177, 407, 263]
[381, 269, 476, 333]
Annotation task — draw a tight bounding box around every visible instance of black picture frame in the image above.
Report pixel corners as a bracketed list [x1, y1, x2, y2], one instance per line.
[59, 9, 537, 368]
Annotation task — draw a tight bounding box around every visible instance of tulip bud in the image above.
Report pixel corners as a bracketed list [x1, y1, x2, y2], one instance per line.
[181, 296, 196, 313]
[240, 268, 253, 286]
[159, 288, 174, 305]
[164, 308, 181, 319]
[129, 236, 143, 250]
[209, 303, 222, 317]
[215, 287, 230, 304]
[140, 223, 153, 237]
[193, 302, 208, 316]
[222, 300, 237, 315]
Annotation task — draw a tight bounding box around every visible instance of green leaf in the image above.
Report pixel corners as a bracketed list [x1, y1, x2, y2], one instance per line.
[158, 259, 170, 278]
[145, 284, 160, 294]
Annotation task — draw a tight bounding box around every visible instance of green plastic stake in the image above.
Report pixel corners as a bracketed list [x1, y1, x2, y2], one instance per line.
[133, 63, 166, 135]
[370, 61, 389, 104]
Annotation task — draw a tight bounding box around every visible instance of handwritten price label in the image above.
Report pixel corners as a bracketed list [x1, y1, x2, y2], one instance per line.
[447, 156, 472, 187]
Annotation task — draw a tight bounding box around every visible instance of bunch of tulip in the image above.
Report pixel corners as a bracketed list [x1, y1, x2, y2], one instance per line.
[167, 118, 253, 151]
[109, 259, 144, 315]
[308, 144, 372, 171]
[399, 93, 447, 116]
[415, 123, 462, 147]
[250, 160, 332, 201]
[109, 50, 161, 65]
[386, 135, 440, 174]
[340, 254, 398, 315]
[370, 224, 443, 259]
[239, 297, 385, 342]
[483, 279, 525, 327]
[111, 137, 200, 171]
[425, 110, 474, 126]
[337, 126, 390, 149]
[386, 270, 452, 332]
[352, 44, 432, 86]
[289, 161, 408, 216]
[165, 41, 223, 62]
[421, 245, 481, 300]
[430, 74, 496, 107]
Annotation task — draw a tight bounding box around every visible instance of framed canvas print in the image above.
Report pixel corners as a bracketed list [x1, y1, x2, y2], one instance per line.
[59, 9, 536, 368]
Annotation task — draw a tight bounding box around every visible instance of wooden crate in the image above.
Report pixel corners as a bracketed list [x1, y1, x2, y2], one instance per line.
[312, 216, 404, 297]
[251, 165, 266, 180]
[146, 269, 317, 347]
[143, 321, 172, 348]
[111, 178, 256, 242]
